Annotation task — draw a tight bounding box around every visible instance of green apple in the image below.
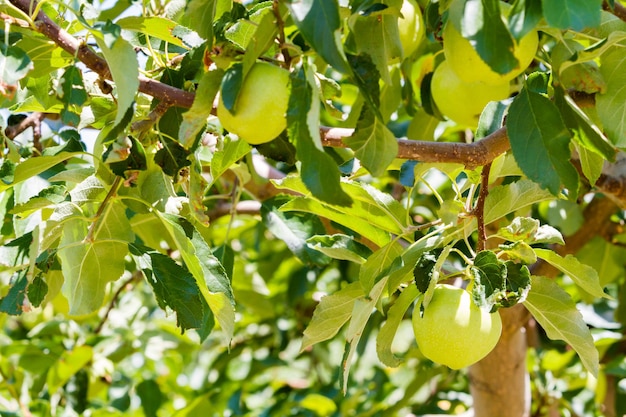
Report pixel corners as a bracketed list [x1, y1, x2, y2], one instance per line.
[443, 0, 538, 85]
[430, 60, 510, 127]
[398, 0, 426, 59]
[217, 62, 290, 145]
[412, 284, 502, 369]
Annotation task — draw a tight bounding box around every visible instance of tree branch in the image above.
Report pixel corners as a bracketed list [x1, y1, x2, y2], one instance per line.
[8, 0, 195, 108]
[473, 163, 492, 252]
[320, 126, 511, 169]
[3, 112, 46, 142]
[603, 1, 626, 22]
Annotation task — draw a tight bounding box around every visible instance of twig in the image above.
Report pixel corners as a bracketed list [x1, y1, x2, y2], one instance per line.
[472, 163, 492, 252]
[94, 271, 141, 334]
[130, 100, 172, 134]
[85, 177, 122, 243]
[272, 0, 292, 67]
[207, 200, 262, 222]
[8, 0, 195, 109]
[4, 112, 46, 141]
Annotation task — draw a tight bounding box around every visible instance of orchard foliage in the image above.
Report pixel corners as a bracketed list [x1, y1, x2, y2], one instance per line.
[1, 0, 626, 415]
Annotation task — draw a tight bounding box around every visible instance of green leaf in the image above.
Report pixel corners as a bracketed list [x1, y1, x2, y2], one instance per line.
[347, 53, 383, 118]
[0, 159, 15, 185]
[58, 203, 133, 315]
[533, 248, 607, 299]
[500, 261, 531, 308]
[240, 6, 279, 71]
[286, 0, 351, 74]
[185, 0, 217, 42]
[69, 175, 106, 206]
[219, 63, 244, 112]
[498, 241, 537, 265]
[261, 197, 331, 266]
[597, 46, 626, 148]
[105, 136, 148, 176]
[342, 278, 387, 392]
[344, 107, 398, 177]
[449, 0, 518, 74]
[207, 137, 251, 185]
[136, 379, 163, 417]
[276, 178, 407, 247]
[348, 5, 402, 83]
[47, 345, 93, 394]
[154, 136, 191, 176]
[0, 44, 33, 88]
[307, 234, 372, 264]
[27, 274, 48, 308]
[359, 242, 403, 293]
[413, 250, 441, 293]
[508, 0, 543, 41]
[300, 394, 337, 416]
[577, 237, 626, 287]
[555, 89, 616, 161]
[523, 275, 599, 376]
[132, 247, 204, 330]
[179, 69, 224, 148]
[301, 282, 363, 351]
[11, 185, 67, 216]
[541, 0, 602, 31]
[507, 87, 577, 195]
[0, 271, 28, 315]
[377, 285, 419, 367]
[157, 214, 235, 339]
[58, 66, 88, 126]
[94, 34, 139, 124]
[287, 64, 352, 206]
[484, 179, 554, 225]
[470, 251, 507, 311]
[116, 16, 188, 47]
[1, 152, 83, 192]
[494, 216, 565, 245]
[43, 130, 87, 156]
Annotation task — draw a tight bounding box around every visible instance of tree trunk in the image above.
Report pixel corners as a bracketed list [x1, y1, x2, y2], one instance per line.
[469, 304, 531, 417]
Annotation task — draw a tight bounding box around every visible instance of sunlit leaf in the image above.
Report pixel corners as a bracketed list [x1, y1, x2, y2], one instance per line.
[58, 203, 133, 315]
[523, 275, 599, 376]
[507, 86, 577, 195]
[534, 248, 607, 299]
[541, 0, 602, 31]
[342, 278, 387, 392]
[597, 46, 626, 148]
[301, 282, 363, 351]
[377, 284, 419, 367]
[47, 345, 93, 394]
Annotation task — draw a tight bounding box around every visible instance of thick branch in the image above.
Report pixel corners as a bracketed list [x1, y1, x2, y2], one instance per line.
[604, 1, 626, 23]
[4, 112, 46, 141]
[321, 126, 511, 169]
[9, 0, 194, 108]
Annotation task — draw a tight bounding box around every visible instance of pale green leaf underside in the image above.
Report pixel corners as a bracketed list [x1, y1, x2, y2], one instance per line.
[523, 275, 599, 376]
[377, 285, 419, 367]
[597, 46, 626, 148]
[59, 203, 133, 315]
[301, 282, 363, 351]
[484, 179, 554, 224]
[534, 248, 607, 298]
[342, 278, 387, 393]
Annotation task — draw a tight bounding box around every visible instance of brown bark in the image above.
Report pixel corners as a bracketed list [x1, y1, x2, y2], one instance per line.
[469, 305, 531, 417]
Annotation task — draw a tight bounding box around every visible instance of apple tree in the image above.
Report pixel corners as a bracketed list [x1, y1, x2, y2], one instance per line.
[1, 0, 626, 415]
